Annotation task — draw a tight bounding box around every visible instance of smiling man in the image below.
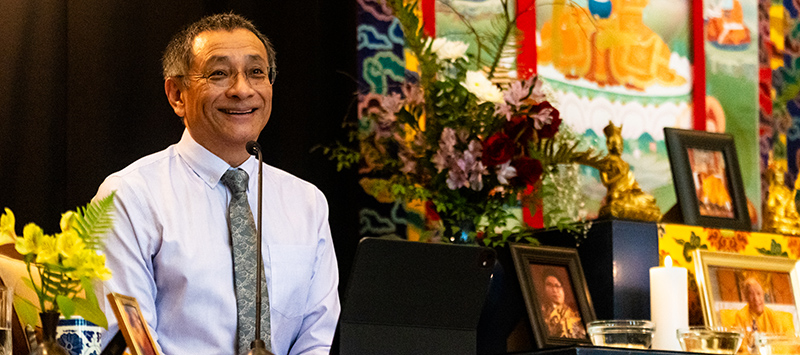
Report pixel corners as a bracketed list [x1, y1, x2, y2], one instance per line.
[732, 277, 794, 354]
[95, 13, 340, 355]
[540, 270, 586, 339]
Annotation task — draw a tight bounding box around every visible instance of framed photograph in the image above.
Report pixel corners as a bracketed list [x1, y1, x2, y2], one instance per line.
[510, 244, 595, 348]
[664, 127, 750, 231]
[694, 250, 800, 350]
[107, 293, 160, 355]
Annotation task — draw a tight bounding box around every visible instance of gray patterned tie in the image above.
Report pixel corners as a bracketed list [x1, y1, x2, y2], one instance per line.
[221, 168, 271, 355]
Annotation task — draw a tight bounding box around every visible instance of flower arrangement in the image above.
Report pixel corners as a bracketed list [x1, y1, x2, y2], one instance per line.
[326, 0, 598, 246]
[0, 192, 116, 328]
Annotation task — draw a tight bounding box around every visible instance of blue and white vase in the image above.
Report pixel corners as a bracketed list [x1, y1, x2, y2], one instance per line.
[56, 318, 102, 355]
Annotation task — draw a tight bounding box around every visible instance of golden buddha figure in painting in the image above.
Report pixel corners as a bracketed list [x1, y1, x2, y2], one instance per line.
[762, 159, 800, 236]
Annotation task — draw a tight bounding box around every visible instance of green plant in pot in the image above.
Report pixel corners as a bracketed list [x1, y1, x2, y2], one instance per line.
[0, 192, 115, 354]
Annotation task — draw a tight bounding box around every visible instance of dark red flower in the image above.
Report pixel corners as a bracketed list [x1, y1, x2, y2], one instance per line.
[425, 201, 441, 222]
[538, 112, 561, 139]
[482, 132, 514, 167]
[536, 103, 561, 139]
[512, 157, 543, 186]
[504, 114, 534, 144]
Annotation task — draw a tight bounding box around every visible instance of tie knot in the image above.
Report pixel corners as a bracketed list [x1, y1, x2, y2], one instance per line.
[221, 168, 249, 194]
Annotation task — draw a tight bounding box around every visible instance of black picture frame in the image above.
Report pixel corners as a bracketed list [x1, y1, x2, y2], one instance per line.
[509, 244, 595, 348]
[664, 127, 750, 231]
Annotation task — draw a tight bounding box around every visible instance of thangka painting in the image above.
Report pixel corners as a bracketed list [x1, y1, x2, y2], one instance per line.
[702, 0, 761, 225]
[767, 0, 800, 217]
[658, 223, 800, 325]
[357, 0, 417, 239]
[536, 0, 694, 217]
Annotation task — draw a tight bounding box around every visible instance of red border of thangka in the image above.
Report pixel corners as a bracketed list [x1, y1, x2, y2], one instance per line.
[692, 0, 706, 131]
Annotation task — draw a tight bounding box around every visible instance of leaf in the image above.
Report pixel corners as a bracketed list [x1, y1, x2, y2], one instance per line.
[56, 296, 75, 318]
[81, 277, 100, 307]
[73, 297, 108, 329]
[13, 296, 40, 327]
[73, 191, 116, 248]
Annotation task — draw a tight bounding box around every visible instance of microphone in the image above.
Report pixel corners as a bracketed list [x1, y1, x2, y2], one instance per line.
[245, 141, 272, 355]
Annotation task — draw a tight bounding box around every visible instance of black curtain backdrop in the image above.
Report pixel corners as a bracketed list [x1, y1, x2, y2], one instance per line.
[0, 0, 362, 296]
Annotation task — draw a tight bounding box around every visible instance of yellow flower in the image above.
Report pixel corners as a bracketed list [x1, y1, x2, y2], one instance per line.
[16, 223, 44, 255]
[90, 254, 112, 281]
[35, 235, 59, 265]
[56, 230, 85, 259]
[0, 208, 16, 245]
[64, 250, 112, 281]
[59, 211, 77, 232]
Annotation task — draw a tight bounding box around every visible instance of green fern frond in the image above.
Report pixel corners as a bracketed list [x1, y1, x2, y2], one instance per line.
[73, 191, 116, 249]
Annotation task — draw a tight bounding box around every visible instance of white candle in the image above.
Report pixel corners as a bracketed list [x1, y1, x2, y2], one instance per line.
[650, 255, 689, 351]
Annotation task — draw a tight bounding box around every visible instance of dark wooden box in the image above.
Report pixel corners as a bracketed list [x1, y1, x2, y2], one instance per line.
[535, 219, 660, 321]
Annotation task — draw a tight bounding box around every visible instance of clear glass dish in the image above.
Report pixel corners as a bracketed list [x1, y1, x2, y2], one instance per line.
[676, 327, 744, 354]
[754, 332, 800, 355]
[587, 320, 655, 349]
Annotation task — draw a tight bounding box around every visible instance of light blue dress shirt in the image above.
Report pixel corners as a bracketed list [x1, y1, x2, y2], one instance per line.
[95, 130, 340, 355]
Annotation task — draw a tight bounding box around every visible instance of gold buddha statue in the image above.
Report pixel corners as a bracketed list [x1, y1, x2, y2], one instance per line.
[762, 160, 800, 235]
[595, 122, 661, 221]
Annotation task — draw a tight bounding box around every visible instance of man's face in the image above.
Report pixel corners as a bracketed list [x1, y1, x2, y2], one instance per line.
[544, 275, 565, 306]
[176, 28, 272, 155]
[745, 281, 765, 315]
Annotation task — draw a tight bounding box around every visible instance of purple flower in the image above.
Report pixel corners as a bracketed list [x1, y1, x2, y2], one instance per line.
[531, 105, 555, 130]
[467, 139, 482, 159]
[495, 102, 515, 121]
[504, 78, 532, 108]
[439, 128, 457, 153]
[496, 161, 517, 185]
[432, 149, 449, 172]
[469, 161, 486, 191]
[447, 161, 469, 189]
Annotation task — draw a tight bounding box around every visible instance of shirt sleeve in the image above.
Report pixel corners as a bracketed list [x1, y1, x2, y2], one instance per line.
[96, 176, 163, 351]
[287, 188, 340, 355]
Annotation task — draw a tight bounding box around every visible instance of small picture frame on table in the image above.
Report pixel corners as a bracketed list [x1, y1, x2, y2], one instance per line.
[664, 127, 750, 231]
[510, 244, 595, 348]
[693, 250, 800, 350]
[107, 292, 160, 355]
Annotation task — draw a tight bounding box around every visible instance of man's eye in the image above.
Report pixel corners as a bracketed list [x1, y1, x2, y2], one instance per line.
[248, 69, 267, 81]
[207, 70, 228, 79]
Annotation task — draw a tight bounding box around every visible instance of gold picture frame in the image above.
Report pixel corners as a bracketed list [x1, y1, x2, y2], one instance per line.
[107, 292, 160, 355]
[693, 250, 800, 337]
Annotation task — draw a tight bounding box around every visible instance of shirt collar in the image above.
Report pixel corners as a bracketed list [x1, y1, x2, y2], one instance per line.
[175, 129, 257, 189]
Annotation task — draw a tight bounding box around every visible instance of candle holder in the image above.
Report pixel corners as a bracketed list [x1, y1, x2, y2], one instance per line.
[586, 320, 655, 349]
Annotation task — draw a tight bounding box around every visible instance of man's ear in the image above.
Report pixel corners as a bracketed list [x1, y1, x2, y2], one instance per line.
[165, 78, 186, 118]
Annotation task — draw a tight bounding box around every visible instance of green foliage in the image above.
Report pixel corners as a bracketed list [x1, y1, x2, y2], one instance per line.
[73, 192, 117, 249]
[12, 192, 116, 328]
[13, 296, 40, 328]
[756, 239, 789, 257]
[674, 232, 708, 262]
[321, 0, 597, 247]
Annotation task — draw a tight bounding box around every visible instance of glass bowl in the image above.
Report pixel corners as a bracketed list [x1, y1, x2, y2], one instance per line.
[754, 332, 800, 355]
[676, 327, 744, 354]
[586, 320, 655, 349]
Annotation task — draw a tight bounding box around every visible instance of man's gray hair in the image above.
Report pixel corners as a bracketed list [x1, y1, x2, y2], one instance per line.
[162, 13, 276, 80]
[742, 277, 762, 294]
